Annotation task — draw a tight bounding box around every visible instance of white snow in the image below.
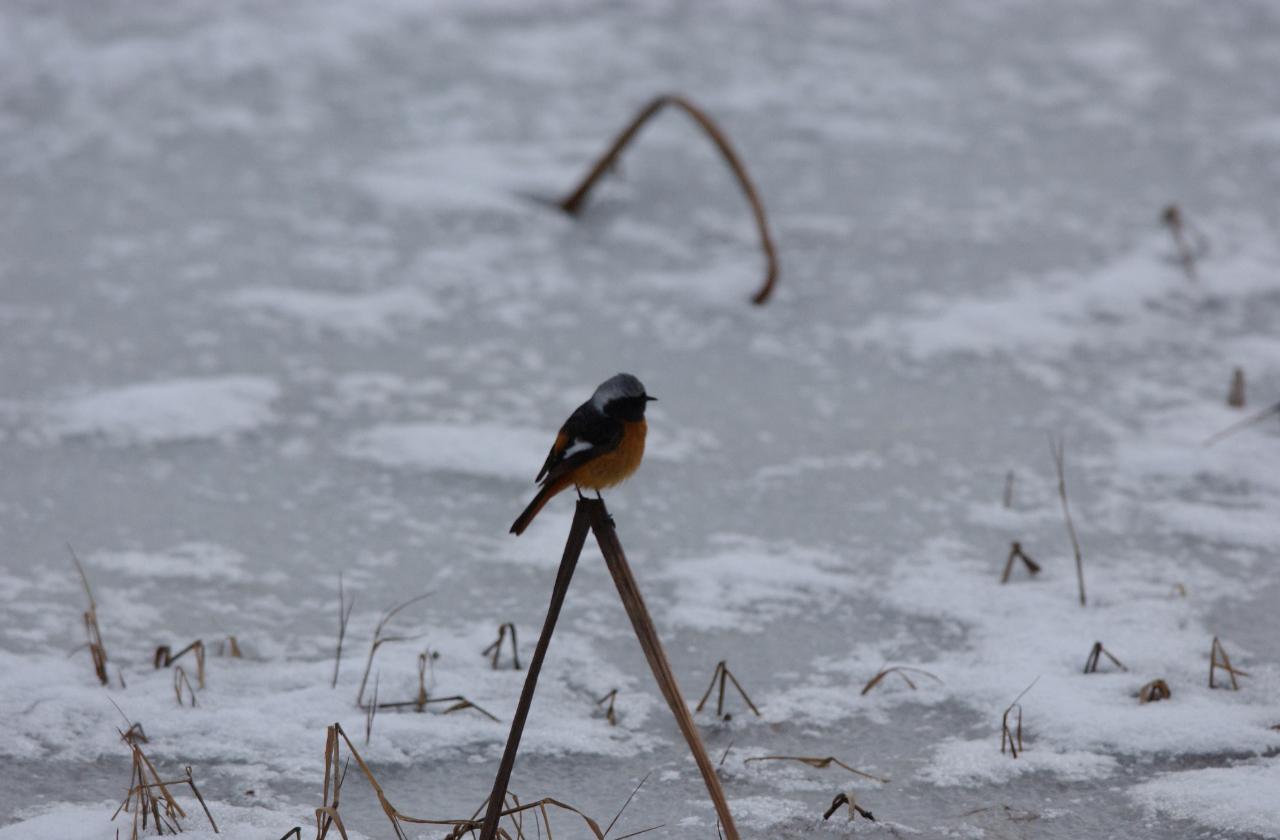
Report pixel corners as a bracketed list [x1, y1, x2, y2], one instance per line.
[45, 376, 280, 445]
[342, 422, 547, 480]
[226, 286, 444, 339]
[1131, 758, 1280, 839]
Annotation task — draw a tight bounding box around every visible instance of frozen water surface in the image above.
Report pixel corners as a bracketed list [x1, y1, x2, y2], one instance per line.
[3, 0, 1280, 837]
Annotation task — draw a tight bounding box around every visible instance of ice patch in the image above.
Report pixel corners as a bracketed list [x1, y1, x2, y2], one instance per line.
[87, 543, 249, 583]
[656, 538, 856, 632]
[1131, 758, 1280, 839]
[46, 376, 279, 445]
[227, 286, 444, 339]
[343, 423, 548, 480]
[920, 737, 1117, 786]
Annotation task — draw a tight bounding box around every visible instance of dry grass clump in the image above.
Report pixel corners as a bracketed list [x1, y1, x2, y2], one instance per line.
[112, 740, 218, 838]
[313, 722, 657, 840]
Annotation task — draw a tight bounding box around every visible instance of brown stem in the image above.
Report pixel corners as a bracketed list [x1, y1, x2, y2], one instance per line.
[588, 500, 741, 839]
[478, 504, 591, 840]
[1050, 436, 1086, 606]
[558, 94, 779, 305]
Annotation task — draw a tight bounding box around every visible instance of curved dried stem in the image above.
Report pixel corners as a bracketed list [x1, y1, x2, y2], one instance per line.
[744, 755, 888, 784]
[559, 94, 780, 305]
[861, 664, 943, 695]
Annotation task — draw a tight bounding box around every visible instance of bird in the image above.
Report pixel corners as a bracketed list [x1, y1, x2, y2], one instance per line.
[510, 373, 656, 535]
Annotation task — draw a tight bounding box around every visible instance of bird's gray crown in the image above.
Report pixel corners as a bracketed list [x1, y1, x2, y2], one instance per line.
[591, 373, 647, 410]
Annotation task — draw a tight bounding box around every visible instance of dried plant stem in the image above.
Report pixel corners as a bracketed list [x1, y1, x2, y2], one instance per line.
[67, 544, 110, 686]
[1000, 541, 1041, 584]
[1228, 368, 1246, 408]
[478, 505, 591, 840]
[744, 755, 888, 783]
[596, 688, 619, 725]
[173, 666, 197, 707]
[1000, 677, 1038, 759]
[356, 592, 431, 708]
[559, 94, 779, 305]
[1203, 400, 1280, 447]
[694, 660, 761, 719]
[860, 665, 942, 695]
[1161, 204, 1199, 281]
[155, 639, 205, 688]
[332, 573, 354, 689]
[1050, 436, 1086, 606]
[482, 622, 521, 670]
[1083, 641, 1128, 674]
[1209, 636, 1249, 690]
[1002, 471, 1015, 508]
[588, 501, 740, 839]
[823, 792, 875, 822]
[479, 499, 739, 839]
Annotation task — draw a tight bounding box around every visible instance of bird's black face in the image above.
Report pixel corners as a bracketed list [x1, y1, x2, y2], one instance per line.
[604, 393, 656, 422]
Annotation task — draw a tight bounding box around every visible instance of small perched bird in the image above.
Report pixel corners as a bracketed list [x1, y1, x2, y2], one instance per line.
[510, 373, 656, 535]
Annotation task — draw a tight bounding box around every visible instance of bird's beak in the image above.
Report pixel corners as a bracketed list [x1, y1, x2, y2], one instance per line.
[645, 395, 658, 402]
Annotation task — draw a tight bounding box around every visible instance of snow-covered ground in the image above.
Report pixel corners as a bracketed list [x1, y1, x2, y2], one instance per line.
[3, 1, 1280, 837]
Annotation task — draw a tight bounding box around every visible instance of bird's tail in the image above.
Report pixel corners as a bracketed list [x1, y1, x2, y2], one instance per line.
[510, 478, 569, 535]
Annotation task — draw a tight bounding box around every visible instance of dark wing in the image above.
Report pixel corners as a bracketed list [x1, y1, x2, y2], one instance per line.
[535, 401, 622, 486]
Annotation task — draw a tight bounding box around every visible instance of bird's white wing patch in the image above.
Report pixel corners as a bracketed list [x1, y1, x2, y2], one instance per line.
[564, 439, 595, 457]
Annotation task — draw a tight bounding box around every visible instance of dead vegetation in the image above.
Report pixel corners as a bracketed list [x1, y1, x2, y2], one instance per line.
[557, 93, 779, 305]
[823, 792, 875, 822]
[355, 593, 431, 708]
[1203, 400, 1280, 447]
[479, 499, 740, 840]
[112, 739, 218, 838]
[154, 640, 206, 688]
[332, 572, 355, 689]
[1209, 636, 1248, 690]
[695, 660, 761, 721]
[1160, 203, 1209, 281]
[68, 544, 111, 686]
[313, 722, 658, 840]
[362, 649, 498, 723]
[483, 623, 521, 670]
[861, 665, 942, 695]
[1000, 679, 1038, 759]
[1083, 642, 1127, 674]
[596, 688, 619, 725]
[1227, 367, 1246, 408]
[999, 541, 1040, 584]
[1139, 679, 1172, 703]
[1050, 436, 1087, 607]
[1002, 470, 1015, 508]
[173, 665, 198, 707]
[744, 755, 888, 784]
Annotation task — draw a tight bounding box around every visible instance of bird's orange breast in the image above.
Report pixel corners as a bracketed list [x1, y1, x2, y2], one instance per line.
[573, 420, 647, 490]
